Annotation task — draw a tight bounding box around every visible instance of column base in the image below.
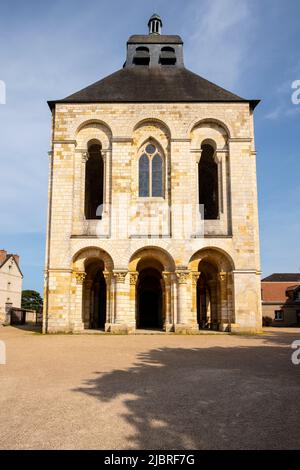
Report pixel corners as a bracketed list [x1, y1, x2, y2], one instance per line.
[109, 324, 135, 334]
[230, 323, 262, 334]
[164, 323, 174, 332]
[44, 325, 73, 334]
[73, 322, 85, 333]
[219, 322, 231, 332]
[174, 324, 199, 334]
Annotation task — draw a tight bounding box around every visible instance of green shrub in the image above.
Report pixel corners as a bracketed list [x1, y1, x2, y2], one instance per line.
[263, 316, 273, 327]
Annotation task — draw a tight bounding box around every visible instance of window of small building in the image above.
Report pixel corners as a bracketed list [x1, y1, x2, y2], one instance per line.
[274, 310, 284, 321]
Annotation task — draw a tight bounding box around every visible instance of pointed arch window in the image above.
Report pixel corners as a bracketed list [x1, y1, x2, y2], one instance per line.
[85, 142, 104, 219]
[198, 143, 219, 219]
[139, 143, 164, 197]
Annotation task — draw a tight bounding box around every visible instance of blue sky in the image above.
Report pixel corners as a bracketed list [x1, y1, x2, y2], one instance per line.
[0, 0, 299, 294]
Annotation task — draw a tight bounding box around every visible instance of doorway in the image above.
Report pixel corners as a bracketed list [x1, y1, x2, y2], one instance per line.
[137, 268, 163, 329]
[90, 269, 106, 329]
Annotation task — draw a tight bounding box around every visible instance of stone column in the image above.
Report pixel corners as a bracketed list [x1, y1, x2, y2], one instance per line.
[218, 271, 229, 331]
[72, 150, 88, 235]
[214, 151, 224, 215]
[111, 270, 131, 333]
[129, 271, 139, 328]
[208, 279, 217, 329]
[84, 280, 93, 328]
[175, 270, 196, 333]
[162, 272, 173, 331]
[100, 149, 111, 236]
[191, 271, 200, 328]
[73, 272, 86, 332]
[171, 273, 177, 326]
[103, 271, 112, 331]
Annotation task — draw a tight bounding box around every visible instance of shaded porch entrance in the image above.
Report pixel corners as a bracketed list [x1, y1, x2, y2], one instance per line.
[84, 259, 107, 330]
[137, 267, 163, 330]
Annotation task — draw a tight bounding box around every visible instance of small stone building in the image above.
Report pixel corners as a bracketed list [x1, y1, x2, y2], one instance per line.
[0, 250, 23, 323]
[262, 273, 300, 326]
[43, 15, 262, 334]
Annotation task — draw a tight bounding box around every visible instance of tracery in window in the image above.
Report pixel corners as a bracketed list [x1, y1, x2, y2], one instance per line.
[138, 143, 163, 197]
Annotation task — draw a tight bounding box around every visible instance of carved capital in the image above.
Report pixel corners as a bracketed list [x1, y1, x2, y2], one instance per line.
[162, 271, 172, 284]
[219, 271, 227, 282]
[82, 151, 89, 162]
[195, 149, 203, 164]
[114, 271, 127, 283]
[191, 271, 200, 285]
[129, 271, 139, 286]
[176, 271, 190, 284]
[214, 151, 222, 164]
[103, 271, 112, 283]
[75, 271, 86, 285]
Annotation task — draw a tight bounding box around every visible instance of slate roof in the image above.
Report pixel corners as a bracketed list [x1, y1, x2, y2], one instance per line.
[48, 66, 259, 109]
[262, 273, 300, 282]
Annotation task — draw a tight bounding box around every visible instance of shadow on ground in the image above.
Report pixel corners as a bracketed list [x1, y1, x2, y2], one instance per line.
[74, 339, 300, 450]
[9, 323, 42, 333]
[261, 328, 300, 346]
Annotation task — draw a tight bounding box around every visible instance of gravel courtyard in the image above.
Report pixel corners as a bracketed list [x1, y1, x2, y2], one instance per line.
[0, 326, 299, 450]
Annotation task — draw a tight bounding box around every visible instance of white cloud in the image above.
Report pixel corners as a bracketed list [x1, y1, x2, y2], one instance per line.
[264, 78, 300, 120]
[184, 0, 256, 90]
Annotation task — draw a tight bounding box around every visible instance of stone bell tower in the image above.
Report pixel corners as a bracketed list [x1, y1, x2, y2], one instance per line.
[43, 15, 262, 334]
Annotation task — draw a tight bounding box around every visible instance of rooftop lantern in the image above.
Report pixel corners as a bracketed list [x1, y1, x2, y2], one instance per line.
[148, 13, 162, 35]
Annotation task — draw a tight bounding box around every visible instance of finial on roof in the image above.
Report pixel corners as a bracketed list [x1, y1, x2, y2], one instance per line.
[148, 13, 162, 35]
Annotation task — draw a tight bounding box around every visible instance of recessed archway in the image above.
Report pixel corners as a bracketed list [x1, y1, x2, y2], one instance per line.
[189, 247, 235, 330]
[129, 248, 175, 331]
[84, 258, 106, 330]
[72, 247, 114, 331]
[197, 259, 219, 329]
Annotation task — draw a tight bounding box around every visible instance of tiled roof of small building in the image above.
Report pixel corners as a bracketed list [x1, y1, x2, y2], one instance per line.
[262, 273, 300, 282]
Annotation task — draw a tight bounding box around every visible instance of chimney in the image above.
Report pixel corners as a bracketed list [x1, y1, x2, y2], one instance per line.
[0, 249, 7, 265]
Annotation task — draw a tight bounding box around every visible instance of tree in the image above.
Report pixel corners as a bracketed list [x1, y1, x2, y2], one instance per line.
[21, 290, 43, 312]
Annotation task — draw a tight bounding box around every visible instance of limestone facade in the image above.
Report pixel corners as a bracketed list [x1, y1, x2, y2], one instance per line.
[43, 102, 262, 333]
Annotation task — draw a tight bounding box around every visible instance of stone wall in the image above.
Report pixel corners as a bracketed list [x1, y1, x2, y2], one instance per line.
[43, 102, 262, 333]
